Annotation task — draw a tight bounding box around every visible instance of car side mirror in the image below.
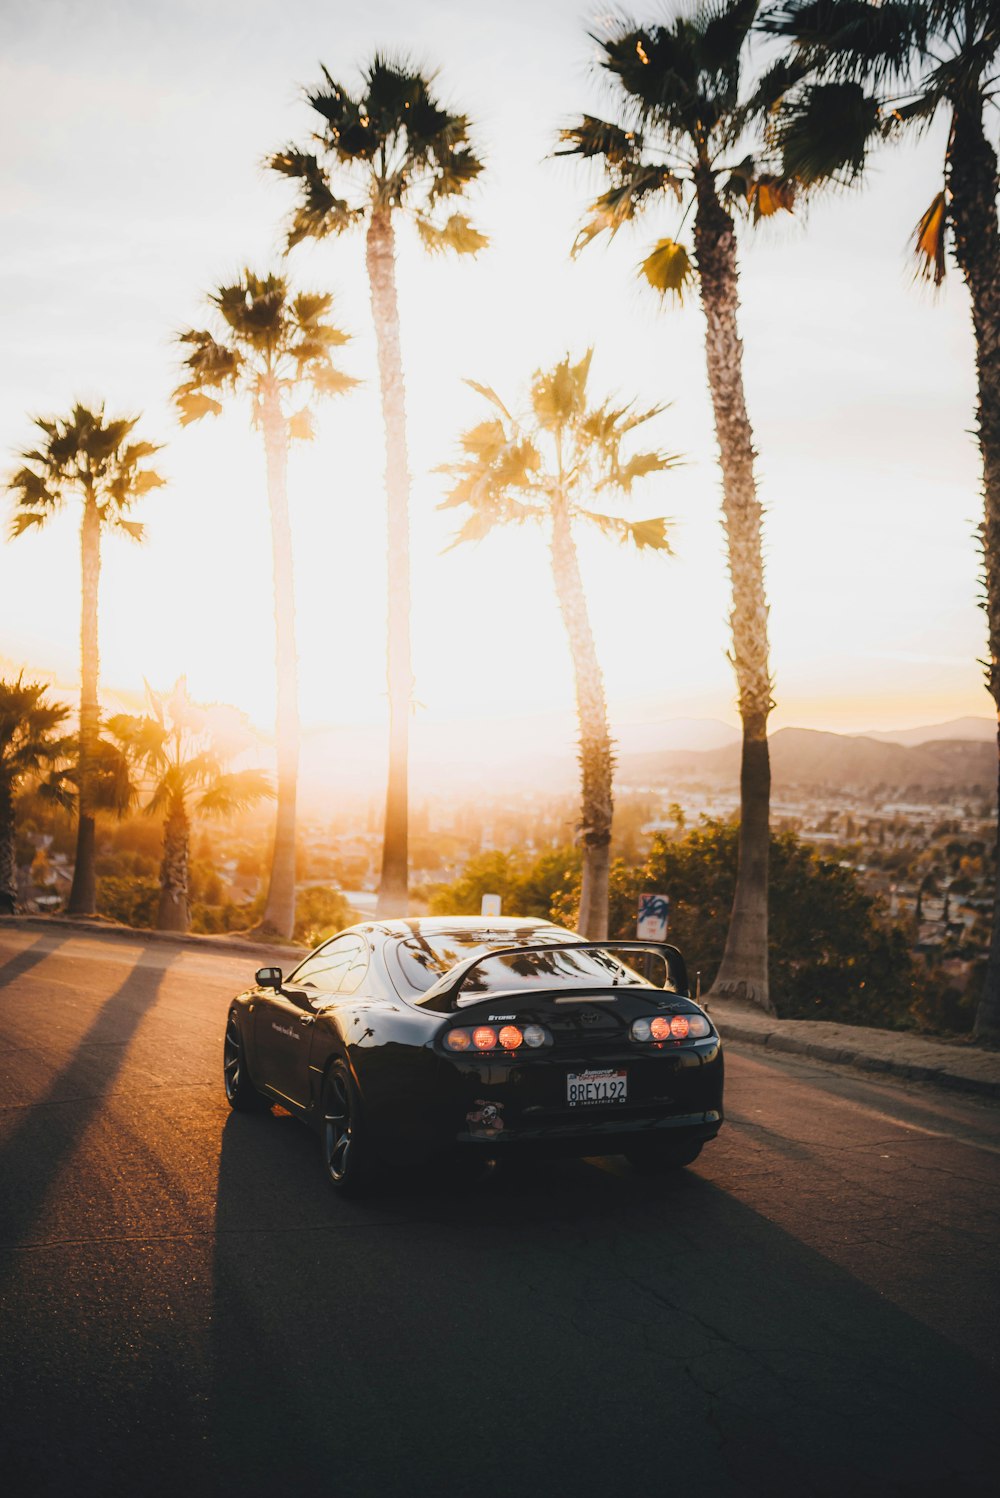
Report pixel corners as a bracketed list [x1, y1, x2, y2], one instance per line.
[256, 966, 282, 990]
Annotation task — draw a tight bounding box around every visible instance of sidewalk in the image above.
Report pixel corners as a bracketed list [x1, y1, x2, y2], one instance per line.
[706, 996, 1000, 1101]
[0, 912, 307, 966]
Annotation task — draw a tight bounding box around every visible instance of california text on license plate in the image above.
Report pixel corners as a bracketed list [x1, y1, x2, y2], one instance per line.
[567, 1068, 627, 1106]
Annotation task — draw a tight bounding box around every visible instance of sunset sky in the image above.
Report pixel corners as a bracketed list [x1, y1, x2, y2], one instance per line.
[1, 0, 991, 778]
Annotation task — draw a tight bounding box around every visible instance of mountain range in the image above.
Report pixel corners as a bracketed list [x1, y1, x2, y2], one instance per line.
[618, 725, 995, 797]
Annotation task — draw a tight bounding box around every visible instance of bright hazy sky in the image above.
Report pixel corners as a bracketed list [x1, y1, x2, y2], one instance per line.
[1, 0, 992, 767]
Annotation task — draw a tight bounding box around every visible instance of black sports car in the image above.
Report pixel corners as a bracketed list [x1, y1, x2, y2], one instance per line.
[223, 917, 724, 1195]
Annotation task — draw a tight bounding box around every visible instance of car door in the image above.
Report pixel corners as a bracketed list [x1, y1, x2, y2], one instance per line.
[253, 936, 367, 1106]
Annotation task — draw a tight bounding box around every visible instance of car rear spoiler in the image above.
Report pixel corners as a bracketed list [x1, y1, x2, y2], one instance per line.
[415, 940, 690, 1012]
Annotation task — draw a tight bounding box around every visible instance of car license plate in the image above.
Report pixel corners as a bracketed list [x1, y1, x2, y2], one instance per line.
[566, 1068, 627, 1106]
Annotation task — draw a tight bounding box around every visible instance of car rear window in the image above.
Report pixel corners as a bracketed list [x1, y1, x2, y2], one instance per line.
[395, 929, 654, 998]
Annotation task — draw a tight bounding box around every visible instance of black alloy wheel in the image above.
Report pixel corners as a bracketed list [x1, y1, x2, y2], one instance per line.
[223, 1011, 271, 1113]
[322, 1060, 370, 1197]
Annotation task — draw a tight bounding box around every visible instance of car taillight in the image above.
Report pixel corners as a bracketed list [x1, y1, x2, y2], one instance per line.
[631, 1013, 710, 1042]
[446, 1022, 552, 1052]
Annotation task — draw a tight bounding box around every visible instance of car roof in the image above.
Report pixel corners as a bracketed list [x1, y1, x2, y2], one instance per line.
[372, 916, 569, 939]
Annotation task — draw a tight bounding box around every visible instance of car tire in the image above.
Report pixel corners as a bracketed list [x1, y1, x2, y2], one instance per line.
[321, 1060, 371, 1198]
[626, 1140, 703, 1173]
[223, 1010, 271, 1113]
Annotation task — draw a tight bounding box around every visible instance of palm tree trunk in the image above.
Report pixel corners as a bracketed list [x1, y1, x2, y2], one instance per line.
[67, 495, 101, 916]
[948, 101, 1000, 1041]
[694, 168, 774, 1014]
[157, 790, 190, 933]
[0, 776, 16, 914]
[550, 501, 614, 940]
[259, 386, 299, 939]
[367, 207, 412, 919]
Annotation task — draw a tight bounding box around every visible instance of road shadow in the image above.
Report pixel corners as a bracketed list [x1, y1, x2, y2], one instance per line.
[0, 944, 176, 1256]
[200, 1112, 1000, 1498]
[0, 930, 69, 990]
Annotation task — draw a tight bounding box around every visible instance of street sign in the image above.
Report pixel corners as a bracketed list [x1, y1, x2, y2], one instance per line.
[481, 893, 502, 917]
[637, 892, 670, 941]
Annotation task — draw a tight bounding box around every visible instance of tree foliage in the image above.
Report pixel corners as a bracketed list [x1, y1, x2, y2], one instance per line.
[9, 403, 164, 543]
[760, 0, 1000, 282]
[428, 846, 582, 921]
[537, 819, 924, 1027]
[439, 351, 679, 550]
[0, 677, 70, 790]
[294, 885, 358, 947]
[558, 1, 800, 299]
[108, 679, 272, 823]
[270, 55, 487, 251]
[174, 269, 356, 431]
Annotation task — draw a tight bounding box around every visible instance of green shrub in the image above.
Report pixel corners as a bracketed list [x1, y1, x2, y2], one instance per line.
[294, 886, 356, 947]
[96, 877, 158, 929]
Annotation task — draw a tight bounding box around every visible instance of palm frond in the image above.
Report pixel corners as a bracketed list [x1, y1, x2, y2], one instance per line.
[114, 518, 146, 543]
[443, 508, 507, 548]
[9, 509, 48, 539]
[639, 239, 694, 300]
[174, 389, 224, 426]
[309, 365, 360, 398]
[90, 736, 138, 816]
[759, 1, 927, 88]
[701, 0, 760, 76]
[415, 212, 489, 256]
[749, 173, 797, 218]
[911, 190, 948, 285]
[610, 450, 683, 493]
[464, 379, 513, 421]
[531, 351, 593, 429]
[427, 144, 485, 202]
[459, 418, 508, 459]
[288, 407, 315, 442]
[556, 115, 642, 166]
[773, 80, 885, 185]
[575, 511, 674, 552]
[197, 769, 273, 818]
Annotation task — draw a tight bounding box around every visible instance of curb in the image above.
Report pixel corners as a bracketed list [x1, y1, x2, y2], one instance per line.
[0, 913, 308, 967]
[714, 1013, 1000, 1102]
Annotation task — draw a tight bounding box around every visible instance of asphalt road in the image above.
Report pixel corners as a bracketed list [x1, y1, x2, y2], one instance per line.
[1, 927, 998, 1498]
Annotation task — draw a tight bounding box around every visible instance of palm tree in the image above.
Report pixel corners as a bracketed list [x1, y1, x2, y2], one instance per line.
[559, 2, 795, 1011]
[174, 269, 356, 938]
[270, 55, 487, 917]
[109, 679, 272, 933]
[8, 405, 165, 916]
[757, 3, 1000, 1037]
[0, 676, 71, 914]
[439, 352, 677, 939]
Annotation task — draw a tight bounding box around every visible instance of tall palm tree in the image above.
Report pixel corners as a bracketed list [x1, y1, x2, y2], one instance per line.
[109, 679, 272, 933]
[270, 55, 487, 917]
[757, 2, 1000, 1038]
[560, 1, 795, 1011]
[174, 270, 356, 938]
[0, 676, 70, 914]
[8, 405, 165, 915]
[439, 352, 677, 938]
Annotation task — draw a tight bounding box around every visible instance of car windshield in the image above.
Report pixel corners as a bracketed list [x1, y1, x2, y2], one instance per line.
[395, 929, 657, 1000]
